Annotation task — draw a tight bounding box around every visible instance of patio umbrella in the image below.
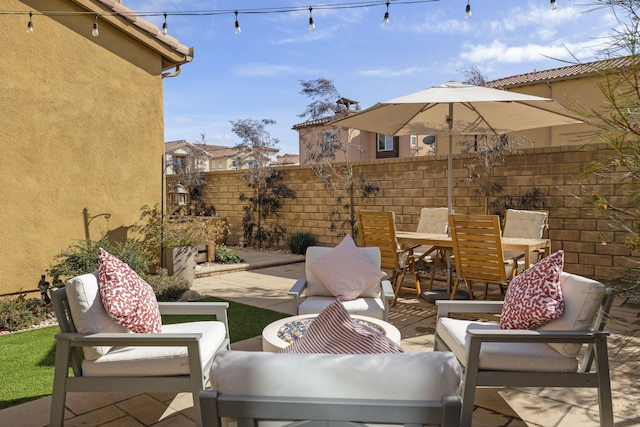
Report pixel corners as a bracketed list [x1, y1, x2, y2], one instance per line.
[331, 80, 584, 212]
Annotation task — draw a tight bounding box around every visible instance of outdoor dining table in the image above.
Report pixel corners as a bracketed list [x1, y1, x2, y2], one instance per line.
[395, 231, 552, 296]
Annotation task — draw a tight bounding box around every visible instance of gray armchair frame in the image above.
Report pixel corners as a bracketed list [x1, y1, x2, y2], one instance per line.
[49, 286, 230, 427]
[199, 390, 463, 427]
[434, 293, 614, 427]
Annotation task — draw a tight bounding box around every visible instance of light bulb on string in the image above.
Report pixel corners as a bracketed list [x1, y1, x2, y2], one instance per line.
[162, 13, 168, 35]
[550, 0, 557, 10]
[308, 7, 315, 31]
[465, 1, 472, 19]
[26, 11, 33, 34]
[92, 14, 99, 37]
[234, 10, 241, 34]
[383, 1, 390, 26]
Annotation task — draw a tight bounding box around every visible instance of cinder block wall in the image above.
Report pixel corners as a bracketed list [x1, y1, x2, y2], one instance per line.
[180, 143, 635, 284]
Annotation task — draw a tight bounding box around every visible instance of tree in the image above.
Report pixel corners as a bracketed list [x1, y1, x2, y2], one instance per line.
[298, 78, 378, 237]
[230, 118, 296, 249]
[457, 68, 538, 215]
[572, 0, 640, 295]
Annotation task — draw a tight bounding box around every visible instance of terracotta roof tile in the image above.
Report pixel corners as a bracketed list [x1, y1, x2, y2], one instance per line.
[487, 56, 634, 88]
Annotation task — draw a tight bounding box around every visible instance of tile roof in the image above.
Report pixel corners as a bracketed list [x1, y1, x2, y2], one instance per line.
[292, 116, 334, 130]
[487, 56, 634, 89]
[81, 0, 194, 70]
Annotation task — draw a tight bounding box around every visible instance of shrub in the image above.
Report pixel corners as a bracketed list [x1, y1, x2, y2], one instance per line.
[286, 232, 318, 255]
[48, 235, 151, 286]
[214, 245, 243, 264]
[146, 269, 190, 302]
[0, 296, 49, 333]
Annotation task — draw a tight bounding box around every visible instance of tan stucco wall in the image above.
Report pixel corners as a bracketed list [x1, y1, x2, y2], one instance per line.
[192, 143, 637, 285]
[0, 0, 166, 294]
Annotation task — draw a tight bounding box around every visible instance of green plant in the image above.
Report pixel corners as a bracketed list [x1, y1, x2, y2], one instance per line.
[146, 269, 190, 301]
[286, 231, 318, 255]
[0, 296, 49, 333]
[48, 235, 151, 286]
[214, 245, 243, 264]
[231, 118, 296, 249]
[298, 78, 379, 237]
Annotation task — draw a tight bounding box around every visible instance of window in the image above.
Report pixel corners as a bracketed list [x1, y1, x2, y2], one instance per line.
[230, 160, 237, 170]
[377, 134, 394, 151]
[247, 161, 258, 169]
[218, 160, 223, 169]
[410, 135, 417, 146]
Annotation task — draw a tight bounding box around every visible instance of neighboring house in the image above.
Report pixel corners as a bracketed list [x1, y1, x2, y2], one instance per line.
[276, 154, 300, 166]
[165, 140, 212, 174]
[165, 140, 280, 173]
[485, 56, 632, 148]
[1, 0, 193, 295]
[293, 98, 435, 164]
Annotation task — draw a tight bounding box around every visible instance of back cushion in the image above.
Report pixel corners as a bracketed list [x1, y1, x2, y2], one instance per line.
[305, 246, 382, 298]
[537, 272, 606, 357]
[502, 209, 547, 239]
[416, 207, 449, 234]
[64, 272, 130, 360]
[211, 350, 461, 401]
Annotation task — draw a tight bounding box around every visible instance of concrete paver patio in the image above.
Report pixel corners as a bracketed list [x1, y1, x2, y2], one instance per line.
[1, 249, 639, 426]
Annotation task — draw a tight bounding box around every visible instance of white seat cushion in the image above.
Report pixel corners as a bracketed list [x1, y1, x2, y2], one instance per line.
[211, 350, 461, 401]
[299, 296, 385, 320]
[436, 317, 579, 372]
[81, 321, 227, 376]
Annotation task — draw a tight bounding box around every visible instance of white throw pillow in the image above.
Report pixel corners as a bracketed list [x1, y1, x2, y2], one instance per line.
[307, 235, 385, 301]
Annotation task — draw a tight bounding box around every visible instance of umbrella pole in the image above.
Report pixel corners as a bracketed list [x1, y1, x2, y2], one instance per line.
[447, 103, 453, 215]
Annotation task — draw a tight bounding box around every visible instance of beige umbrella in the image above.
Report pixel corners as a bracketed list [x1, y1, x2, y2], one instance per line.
[331, 80, 584, 212]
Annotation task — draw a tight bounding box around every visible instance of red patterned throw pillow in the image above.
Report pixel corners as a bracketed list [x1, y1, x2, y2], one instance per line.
[281, 299, 403, 354]
[98, 248, 162, 333]
[500, 250, 565, 330]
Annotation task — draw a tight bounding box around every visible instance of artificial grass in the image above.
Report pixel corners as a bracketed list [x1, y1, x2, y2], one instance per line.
[0, 297, 288, 410]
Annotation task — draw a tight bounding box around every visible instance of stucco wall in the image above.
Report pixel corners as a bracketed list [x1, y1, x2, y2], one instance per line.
[0, 0, 165, 294]
[189, 143, 636, 285]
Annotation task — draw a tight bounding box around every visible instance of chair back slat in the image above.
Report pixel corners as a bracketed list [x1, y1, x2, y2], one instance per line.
[357, 210, 400, 272]
[449, 215, 508, 285]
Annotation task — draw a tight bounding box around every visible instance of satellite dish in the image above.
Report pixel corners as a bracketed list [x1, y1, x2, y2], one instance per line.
[423, 135, 436, 146]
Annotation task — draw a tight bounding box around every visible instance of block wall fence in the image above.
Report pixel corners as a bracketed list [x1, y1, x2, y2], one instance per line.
[173, 143, 637, 285]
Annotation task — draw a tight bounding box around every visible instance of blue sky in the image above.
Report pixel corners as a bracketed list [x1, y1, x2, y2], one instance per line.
[123, 1, 617, 155]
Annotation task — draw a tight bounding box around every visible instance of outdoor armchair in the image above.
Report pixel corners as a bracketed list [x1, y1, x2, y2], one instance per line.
[434, 272, 614, 427]
[200, 350, 463, 427]
[288, 245, 394, 321]
[502, 208, 549, 264]
[49, 272, 230, 427]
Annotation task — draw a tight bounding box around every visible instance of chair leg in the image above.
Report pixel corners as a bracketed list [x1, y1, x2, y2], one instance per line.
[50, 340, 72, 427]
[460, 337, 482, 427]
[594, 335, 614, 427]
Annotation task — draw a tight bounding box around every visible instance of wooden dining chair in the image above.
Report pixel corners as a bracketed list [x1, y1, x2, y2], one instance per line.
[448, 214, 520, 300]
[414, 207, 450, 291]
[356, 210, 420, 305]
[502, 209, 549, 264]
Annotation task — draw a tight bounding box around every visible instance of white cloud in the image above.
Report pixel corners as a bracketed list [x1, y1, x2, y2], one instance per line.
[358, 66, 427, 77]
[232, 63, 312, 77]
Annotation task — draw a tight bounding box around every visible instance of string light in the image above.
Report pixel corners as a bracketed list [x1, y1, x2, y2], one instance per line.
[550, 0, 557, 10]
[382, 1, 390, 26]
[26, 11, 33, 33]
[162, 12, 168, 35]
[308, 7, 315, 31]
[465, 1, 472, 19]
[92, 14, 99, 37]
[234, 10, 241, 35]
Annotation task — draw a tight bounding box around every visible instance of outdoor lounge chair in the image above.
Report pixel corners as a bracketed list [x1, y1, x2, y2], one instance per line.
[49, 272, 230, 427]
[434, 271, 614, 427]
[288, 244, 394, 321]
[502, 208, 549, 264]
[414, 207, 450, 291]
[200, 350, 463, 427]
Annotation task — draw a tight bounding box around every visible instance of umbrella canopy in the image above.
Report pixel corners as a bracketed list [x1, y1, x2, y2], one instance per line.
[331, 81, 584, 212]
[331, 80, 583, 136]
